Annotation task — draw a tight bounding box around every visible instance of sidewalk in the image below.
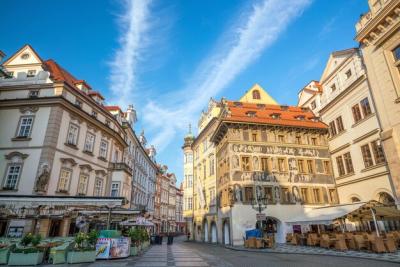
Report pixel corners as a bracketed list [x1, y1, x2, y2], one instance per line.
[226, 243, 400, 263]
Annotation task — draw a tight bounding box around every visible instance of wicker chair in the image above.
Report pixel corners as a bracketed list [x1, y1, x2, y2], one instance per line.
[383, 236, 397, 253]
[354, 235, 368, 250]
[306, 233, 320, 246]
[369, 236, 386, 253]
[334, 236, 348, 251]
[320, 234, 334, 249]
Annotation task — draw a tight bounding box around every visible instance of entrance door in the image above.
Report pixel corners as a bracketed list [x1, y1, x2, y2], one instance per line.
[49, 220, 61, 237]
[211, 223, 217, 243]
[204, 222, 209, 242]
[223, 222, 230, 245]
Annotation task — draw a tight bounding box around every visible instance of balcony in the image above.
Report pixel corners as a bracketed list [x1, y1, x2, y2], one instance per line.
[109, 162, 132, 174]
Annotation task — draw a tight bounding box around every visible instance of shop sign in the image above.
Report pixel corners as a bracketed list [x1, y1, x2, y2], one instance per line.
[96, 238, 111, 259]
[96, 237, 130, 259]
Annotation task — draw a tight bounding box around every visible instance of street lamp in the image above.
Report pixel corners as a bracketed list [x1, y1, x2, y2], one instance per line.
[251, 195, 268, 230]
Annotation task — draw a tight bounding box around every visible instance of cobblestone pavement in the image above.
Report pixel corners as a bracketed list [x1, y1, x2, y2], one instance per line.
[228, 243, 400, 263]
[42, 238, 400, 267]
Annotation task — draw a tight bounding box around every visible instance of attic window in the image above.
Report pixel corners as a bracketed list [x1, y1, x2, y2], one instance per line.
[21, 53, 30, 60]
[74, 99, 82, 108]
[331, 84, 337, 92]
[280, 105, 289, 111]
[295, 115, 305, 121]
[91, 111, 97, 118]
[301, 107, 309, 112]
[270, 113, 281, 119]
[345, 70, 352, 79]
[311, 100, 316, 109]
[27, 70, 36, 77]
[233, 101, 242, 107]
[256, 104, 265, 109]
[310, 116, 320, 122]
[252, 90, 261, 100]
[246, 111, 257, 118]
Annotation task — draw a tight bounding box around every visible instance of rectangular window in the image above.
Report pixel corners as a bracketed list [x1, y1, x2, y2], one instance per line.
[27, 70, 36, 77]
[261, 158, 269, 172]
[371, 140, 385, 164]
[311, 137, 318, 146]
[4, 164, 22, 190]
[188, 197, 193, 209]
[94, 178, 103, 196]
[28, 90, 39, 98]
[329, 189, 337, 203]
[336, 116, 344, 133]
[345, 69, 352, 79]
[252, 133, 258, 142]
[278, 158, 286, 172]
[58, 168, 71, 192]
[307, 160, 314, 174]
[297, 159, 305, 173]
[295, 136, 301, 144]
[278, 135, 285, 143]
[313, 188, 321, 203]
[360, 98, 372, 117]
[77, 174, 88, 195]
[323, 161, 331, 175]
[352, 104, 362, 123]
[300, 188, 309, 203]
[66, 123, 79, 146]
[111, 182, 120, 197]
[329, 121, 337, 137]
[17, 116, 34, 138]
[343, 152, 354, 174]
[209, 157, 215, 175]
[99, 139, 108, 158]
[84, 132, 95, 152]
[244, 187, 253, 202]
[241, 156, 251, 171]
[361, 144, 374, 168]
[336, 156, 345, 176]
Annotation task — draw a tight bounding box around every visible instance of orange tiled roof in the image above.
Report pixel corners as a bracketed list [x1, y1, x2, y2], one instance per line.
[88, 90, 105, 100]
[105, 105, 122, 111]
[224, 101, 327, 129]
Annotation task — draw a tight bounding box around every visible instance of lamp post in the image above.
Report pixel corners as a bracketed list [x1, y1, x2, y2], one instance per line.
[251, 195, 268, 230]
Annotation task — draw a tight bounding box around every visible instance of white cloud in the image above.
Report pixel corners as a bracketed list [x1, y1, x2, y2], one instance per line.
[143, 0, 312, 152]
[109, 0, 153, 108]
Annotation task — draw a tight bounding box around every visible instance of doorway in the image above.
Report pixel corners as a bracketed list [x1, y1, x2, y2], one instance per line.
[211, 223, 217, 243]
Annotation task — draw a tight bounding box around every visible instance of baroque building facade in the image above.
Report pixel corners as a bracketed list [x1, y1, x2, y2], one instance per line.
[298, 48, 395, 206]
[0, 45, 157, 237]
[355, 0, 400, 205]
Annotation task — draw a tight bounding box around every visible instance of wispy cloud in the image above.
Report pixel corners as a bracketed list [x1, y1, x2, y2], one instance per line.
[109, 0, 153, 108]
[143, 0, 312, 152]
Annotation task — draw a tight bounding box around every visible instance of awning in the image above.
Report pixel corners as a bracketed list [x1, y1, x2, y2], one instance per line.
[345, 201, 400, 221]
[286, 202, 365, 225]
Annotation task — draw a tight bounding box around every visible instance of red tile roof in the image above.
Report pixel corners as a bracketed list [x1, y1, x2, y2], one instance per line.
[88, 90, 105, 100]
[223, 101, 327, 129]
[105, 105, 122, 111]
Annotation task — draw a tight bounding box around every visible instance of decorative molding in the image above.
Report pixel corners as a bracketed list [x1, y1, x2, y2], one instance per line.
[60, 158, 77, 166]
[79, 164, 93, 172]
[5, 151, 29, 160]
[95, 169, 107, 176]
[352, 128, 380, 144]
[19, 106, 39, 114]
[329, 143, 350, 155]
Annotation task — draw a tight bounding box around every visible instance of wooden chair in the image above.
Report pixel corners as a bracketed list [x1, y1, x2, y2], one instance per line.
[369, 236, 386, 253]
[286, 233, 293, 243]
[290, 234, 298, 246]
[320, 234, 334, 249]
[334, 236, 348, 251]
[383, 236, 397, 253]
[307, 233, 320, 246]
[354, 235, 368, 250]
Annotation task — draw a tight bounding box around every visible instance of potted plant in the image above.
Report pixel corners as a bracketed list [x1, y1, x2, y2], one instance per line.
[0, 241, 14, 264]
[140, 229, 149, 249]
[127, 228, 141, 256]
[67, 230, 98, 264]
[8, 233, 44, 266]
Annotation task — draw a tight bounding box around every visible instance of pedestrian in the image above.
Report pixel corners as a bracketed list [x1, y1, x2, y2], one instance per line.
[187, 231, 191, 241]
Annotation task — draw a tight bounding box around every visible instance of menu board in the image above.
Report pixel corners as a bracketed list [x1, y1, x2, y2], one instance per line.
[96, 237, 130, 259]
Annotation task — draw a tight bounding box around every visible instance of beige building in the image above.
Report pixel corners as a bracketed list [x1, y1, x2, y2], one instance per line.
[355, 0, 400, 205]
[211, 86, 337, 245]
[0, 45, 157, 237]
[182, 128, 194, 235]
[298, 48, 395, 206]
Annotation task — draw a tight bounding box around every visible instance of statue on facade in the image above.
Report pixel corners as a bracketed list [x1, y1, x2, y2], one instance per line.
[232, 155, 239, 169]
[252, 156, 259, 171]
[274, 186, 280, 202]
[234, 184, 242, 202]
[292, 186, 300, 203]
[35, 163, 50, 192]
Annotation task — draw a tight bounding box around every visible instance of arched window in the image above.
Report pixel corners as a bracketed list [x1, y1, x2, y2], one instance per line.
[351, 197, 361, 203]
[378, 192, 395, 205]
[252, 90, 261, 99]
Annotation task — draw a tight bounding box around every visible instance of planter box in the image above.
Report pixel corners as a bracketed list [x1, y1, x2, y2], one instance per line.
[8, 252, 44, 266]
[130, 246, 138, 256]
[67, 250, 96, 264]
[0, 248, 10, 265]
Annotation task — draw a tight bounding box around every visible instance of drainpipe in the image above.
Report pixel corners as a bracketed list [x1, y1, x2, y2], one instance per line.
[359, 50, 399, 208]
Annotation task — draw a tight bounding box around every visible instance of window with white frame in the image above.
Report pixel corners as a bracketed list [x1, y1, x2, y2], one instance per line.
[84, 132, 95, 152]
[17, 116, 34, 138]
[77, 174, 88, 195]
[66, 123, 79, 146]
[94, 177, 103, 196]
[27, 70, 36, 77]
[99, 139, 108, 159]
[57, 168, 71, 192]
[111, 182, 120, 197]
[4, 164, 22, 190]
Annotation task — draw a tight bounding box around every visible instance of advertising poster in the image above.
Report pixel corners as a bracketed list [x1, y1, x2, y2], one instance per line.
[110, 237, 130, 258]
[96, 238, 111, 259]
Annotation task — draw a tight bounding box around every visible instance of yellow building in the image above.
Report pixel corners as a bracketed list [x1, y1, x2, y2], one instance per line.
[355, 0, 400, 205]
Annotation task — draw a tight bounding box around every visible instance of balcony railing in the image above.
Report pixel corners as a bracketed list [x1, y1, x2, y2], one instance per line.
[109, 162, 132, 174]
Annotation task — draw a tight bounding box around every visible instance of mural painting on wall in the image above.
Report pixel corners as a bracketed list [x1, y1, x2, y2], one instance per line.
[231, 144, 329, 158]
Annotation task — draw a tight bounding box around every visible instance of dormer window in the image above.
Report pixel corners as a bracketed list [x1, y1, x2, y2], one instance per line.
[233, 101, 242, 107]
[246, 111, 256, 118]
[270, 113, 281, 119]
[28, 90, 39, 98]
[311, 100, 316, 109]
[27, 70, 36, 77]
[301, 107, 309, 112]
[295, 115, 305, 120]
[252, 90, 261, 100]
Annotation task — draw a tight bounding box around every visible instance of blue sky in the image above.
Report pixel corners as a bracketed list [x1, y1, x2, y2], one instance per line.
[1, 0, 368, 183]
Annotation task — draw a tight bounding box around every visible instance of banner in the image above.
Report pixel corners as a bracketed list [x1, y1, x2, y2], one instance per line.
[110, 237, 130, 258]
[96, 238, 111, 259]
